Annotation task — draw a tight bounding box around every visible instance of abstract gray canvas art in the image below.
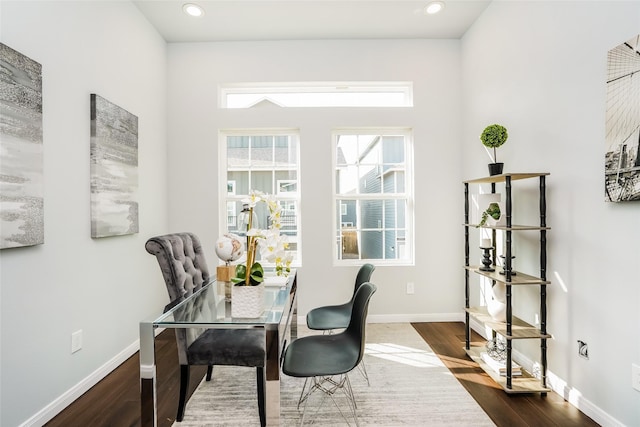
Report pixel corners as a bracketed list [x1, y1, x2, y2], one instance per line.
[605, 34, 640, 202]
[90, 94, 138, 238]
[0, 43, 44, 249]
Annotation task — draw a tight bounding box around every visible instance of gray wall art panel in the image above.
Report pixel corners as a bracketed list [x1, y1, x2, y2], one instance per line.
[90, 94, 139, 238]
[0, 43, 44, 249]
[605, 34, 640, 202]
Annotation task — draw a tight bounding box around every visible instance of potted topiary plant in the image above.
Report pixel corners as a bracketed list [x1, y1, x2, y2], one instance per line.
[480, 124, 508, 176]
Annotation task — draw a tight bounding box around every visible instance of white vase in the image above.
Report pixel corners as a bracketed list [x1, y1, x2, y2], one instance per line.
[487, 282, 507, 322]
[492, 282, 506, 303]
[486, 202, 506, 227]
[487, 298, 507, 322]
[231, 282, 265, 318]
[473, 193, 500, 225]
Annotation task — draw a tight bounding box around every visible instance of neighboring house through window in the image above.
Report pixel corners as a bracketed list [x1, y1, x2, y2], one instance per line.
[219, 130, 301, 266]
[334, 130, 413, 265]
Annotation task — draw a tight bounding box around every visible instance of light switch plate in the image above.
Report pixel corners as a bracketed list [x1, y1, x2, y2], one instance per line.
[71, 330, 83, 354]
[406, 282, 415, 294]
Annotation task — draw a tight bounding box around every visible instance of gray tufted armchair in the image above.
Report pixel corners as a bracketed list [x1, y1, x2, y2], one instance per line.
[145, 232, 266, 425]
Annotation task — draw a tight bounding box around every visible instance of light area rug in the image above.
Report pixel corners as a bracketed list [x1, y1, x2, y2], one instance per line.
[173, 323, 495, 426]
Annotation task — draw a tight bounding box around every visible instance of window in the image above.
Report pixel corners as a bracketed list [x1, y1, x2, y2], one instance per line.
[334, 130, 413, 265]
[277, 179, 297, 195]
[220, 130, 301, 266]
[226, 203, 236, 227]
[227, 181, 236, 195]
[220, 82, 413, 108]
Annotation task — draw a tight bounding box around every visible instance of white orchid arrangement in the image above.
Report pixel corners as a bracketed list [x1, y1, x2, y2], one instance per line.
[232, 190, 293, 286]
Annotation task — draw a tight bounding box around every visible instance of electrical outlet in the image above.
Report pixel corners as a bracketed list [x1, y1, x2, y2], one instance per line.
[406, 282, 415, 294]
[632, 363, 640, 392]
[577, 340, 588, 359]
[71, 330, 83, 354]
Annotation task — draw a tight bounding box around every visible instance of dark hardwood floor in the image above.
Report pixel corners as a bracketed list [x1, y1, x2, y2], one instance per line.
[45, 322, 599, 427]
[45, 330, 207, 427]
[412, 322, 599, 427]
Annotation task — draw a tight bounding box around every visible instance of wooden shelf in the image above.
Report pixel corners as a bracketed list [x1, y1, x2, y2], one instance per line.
[466, 306, 552, 340]
[464, 346, 551, 394]
[463, 172, 550, 184]
[465, 266, 550, 285]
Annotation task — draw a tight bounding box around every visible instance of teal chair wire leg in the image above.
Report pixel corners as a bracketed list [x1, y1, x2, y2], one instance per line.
[296, 328, 368, 410]
[299, 374, 359, 426]
[356, 358, 370, 386]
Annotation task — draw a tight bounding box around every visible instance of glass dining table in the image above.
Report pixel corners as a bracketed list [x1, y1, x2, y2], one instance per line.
[139, 271, 297, 426]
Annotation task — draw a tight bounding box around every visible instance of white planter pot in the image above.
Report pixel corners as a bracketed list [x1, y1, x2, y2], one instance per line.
[492, 282, 507, 303]
[486, 202, 506, 227]
[231, 282, 265, 318]
[473, 193, 506, 227]
[487, 298, 507, 322]
[487, 282, 507, 322]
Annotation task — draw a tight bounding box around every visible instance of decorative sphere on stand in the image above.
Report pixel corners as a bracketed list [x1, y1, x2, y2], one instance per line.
[215, 233, 243, 264]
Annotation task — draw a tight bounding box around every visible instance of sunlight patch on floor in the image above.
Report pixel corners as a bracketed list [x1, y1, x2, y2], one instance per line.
[365, 343, 445, 368]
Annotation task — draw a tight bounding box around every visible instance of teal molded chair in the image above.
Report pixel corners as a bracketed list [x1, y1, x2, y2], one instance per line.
[283, 282, 377, 426]
[306, 263, 375, 330]
[305, 263, 375, 384]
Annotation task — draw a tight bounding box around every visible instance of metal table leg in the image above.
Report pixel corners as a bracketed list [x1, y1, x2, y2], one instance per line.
[140, 321, 157, 427]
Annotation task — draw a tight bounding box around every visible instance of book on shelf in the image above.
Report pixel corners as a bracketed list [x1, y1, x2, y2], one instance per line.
[481, 352, 523, 377]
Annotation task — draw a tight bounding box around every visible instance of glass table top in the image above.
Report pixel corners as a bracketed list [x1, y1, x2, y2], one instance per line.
[151, 271, 296, 328]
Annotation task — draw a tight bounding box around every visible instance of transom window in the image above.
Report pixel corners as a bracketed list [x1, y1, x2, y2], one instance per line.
[220, 82, 413, 108]
[220, 130, 301, 266]
[333, 130, 413, 265]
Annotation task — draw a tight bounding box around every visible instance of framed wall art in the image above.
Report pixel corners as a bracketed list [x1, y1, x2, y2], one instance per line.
[605, 34, 640, 202]
[90, 94, 139, 238]
[0, 43, 44, 249]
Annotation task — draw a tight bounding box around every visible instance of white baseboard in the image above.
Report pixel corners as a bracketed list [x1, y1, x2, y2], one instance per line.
[368, 313, 465, 323]
[297, 312, 464, 325]
[468, 323, 625, 427]
[19, 328, 165, 427]
[548, 371, 626, 427]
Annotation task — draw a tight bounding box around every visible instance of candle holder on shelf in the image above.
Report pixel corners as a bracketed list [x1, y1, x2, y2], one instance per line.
[499, 255, 516, 276]
[479, 240, 495, 272]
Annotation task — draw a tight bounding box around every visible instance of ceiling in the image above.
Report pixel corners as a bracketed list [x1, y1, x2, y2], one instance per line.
[133, 0, 492, 43]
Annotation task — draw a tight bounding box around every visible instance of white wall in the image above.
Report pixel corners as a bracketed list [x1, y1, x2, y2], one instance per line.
[3, 1, 638, 426]
[0, 2, 168, 426]
[166, 39, 465, 318]
[462, 1, 640, 426]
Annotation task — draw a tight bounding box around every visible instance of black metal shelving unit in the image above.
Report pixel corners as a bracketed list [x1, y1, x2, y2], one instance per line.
[463, 173, 551, 394]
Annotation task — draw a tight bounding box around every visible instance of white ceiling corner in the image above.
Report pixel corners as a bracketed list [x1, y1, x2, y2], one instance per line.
[133, 0, 492, 43]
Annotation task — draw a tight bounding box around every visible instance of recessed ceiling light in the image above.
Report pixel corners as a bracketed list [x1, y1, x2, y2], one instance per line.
[183, 3, 204, 17]
[424, 1, 445, 15]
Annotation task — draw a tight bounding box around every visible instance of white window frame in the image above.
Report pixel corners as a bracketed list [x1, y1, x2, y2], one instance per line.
[219, 129, 302, 267]
[226, 203, 236, 227]
[220, 81, 413, 108]
[277, 179, 298, 195]
[332, 128, 414, 266]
